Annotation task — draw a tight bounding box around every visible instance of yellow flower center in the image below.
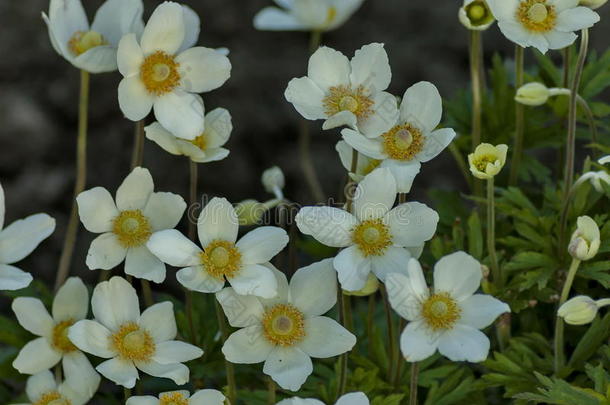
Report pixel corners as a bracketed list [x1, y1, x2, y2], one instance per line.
[191, 133, 208, 151]
[33, 392, 71, 405]
[352, 219, 392, 257]
[262, 304, 306, 347]
[382, 124, 425, 161]
[323, 85, 374, 119]
[472, 154, 497, 172]
[110, 322, 156, 362]
[421, 292, 461, 330]
[201, 240, 242, 280]
[68, 30, 107, 56]
[465, 1, 494, 26]
[140, 51, 181, 96]
[112, 210, 152, 248]
[51, 319, 77, 353]
[517, 0, 557, 32]
[159, 392, 189, 405]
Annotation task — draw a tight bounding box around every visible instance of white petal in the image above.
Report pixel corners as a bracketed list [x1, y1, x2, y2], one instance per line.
[433, 252, 482, 301]
[179, 5, 200, 52]
[67, 320, 114, 358]
[299, 316, 355, 358]
[253, 7, 306, 31]
[12, 297, 53, 336]
[333, 245, 371, 291]
[26, 370, 57, 402]
[380, 160, 421, 193]
[386, 202, 439, 247]
[139, 301, 177, 342]
[295, 207, 357, 248]
[118, 76, 154, 121]
[370, 247, 411, 282]
[177, 47, 231, 93]
[222, 326, 274, 364]
[125, 246, 166, 283]
[544, 30, 577, 50]
[153, 341, 203, 364]
[136, 360, 190, 385]
[358, 92, 399, 138]
[144, 122, 183, 155]
[308, 46, 350, 90]
[322, 110, 357, 130]
[0, 264, 32, 291]
[140, 2, 185, 55]
[485, 0, 516, 19]
[264, 347, 312, 391]
[147, 230, 202, 267]
[236, 227, 289, 265]
[116, 167, 154, 211]
[399, 321, 440, 362]
[216, 288, 264, 328]
[290, 259, 337, 316]
[176, 266, 226, 293]
[497, 21, 531, 49]
[62, 351, 101, 398]
[117, 33, 145, 77]
[556, 7, 600, 32]
[459, 294, 510, 329]
[91, 276, 140, 331]
[284, 77, 326, 120]
[143, 192, 186, 231]
[91, 0, 144, 46]
[353, 167, 396, 221]
[46, 0, 89, 57]
[126, 396, 158, 405]
[198, 197, 238, 246]
[400, 81, 442, 133]
[528, 33, 550, 54]
[551, 0, 579, 12]
[189, 389, 225, 405]
[229, 264, 278, 299]
[259, 263, 290, 308]
[437, 324, 490, 362]
[386, 260, 428, 321]
[204, 108, 233, 148]
[73, 45, 117, 73]
[419, 128, 456, 163]
[0, 214, 55, 264]
[53, 277, 88, 321]
[336, 392, 369, 405]
[154, 90, 205, 141]
[97, 358, 139, 388]
[76, 187, 118, 233]
[85, 233, 126, 270]
[12, 338, 61, 374]
[349, 43, 391, 91]
[191, 148, 230, 163]
[341, 129, 386, 160]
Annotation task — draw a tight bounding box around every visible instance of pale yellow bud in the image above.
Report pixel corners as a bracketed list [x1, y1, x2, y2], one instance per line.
[343, 273, 379, 297]
[468, 143, 508, 179]
[568, 216, 601, 261]
[261, 166, 285, 199]
[558, 296, 598, 325]
[235, 200, 265, 225]
[515, 82, 550, 106]
[459, 0, 495, 30]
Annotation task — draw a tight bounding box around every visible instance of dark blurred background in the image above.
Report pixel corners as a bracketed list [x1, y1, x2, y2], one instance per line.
[0, 0, 609, 288]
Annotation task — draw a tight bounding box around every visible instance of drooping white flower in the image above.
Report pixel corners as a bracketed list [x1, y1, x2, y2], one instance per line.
[285, 43, 398, 137]
[145, 107, 232, 163]
[459, 0, 496, 30]
[17, 369, 98, 405]
[0, 183, 56, 291]
[468, 143, 508, 179]
[68, 276, 203, 388]
[486, 0, 599, 54]
[254, 0, 364, 32]
[386, 252, 510, 362]
[147, 197, 288, 298]
[336, 140, 382, 183]
[126, 389, 225, 405]
[217, 259, 356, 391]
[568, 215, 600, 261]
[42, 0, 144, 73]
[277, 392, 369, 405]
[342, 82, 455, 192]
[295, 168, 439, 291]
[117, 1, 232, 140]
[12, 277, 100, 396]
[76, 167, 186, 283]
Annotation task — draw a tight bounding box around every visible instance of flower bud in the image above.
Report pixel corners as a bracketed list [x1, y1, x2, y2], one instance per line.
[568, 216, 600, 261]
[468, 143, 508, 179]
[515, 82, 550, 106]
[343, 273, 379, 297]
[558, 295, 598, 325]
[579, 0, 607, 9]
[459, 0, 495, 30]
[235, 199, 265, 226]
[262, 166, 285, 199]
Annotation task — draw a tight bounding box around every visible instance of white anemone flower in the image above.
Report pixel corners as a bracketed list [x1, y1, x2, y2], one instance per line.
[145, 107, 232, 163]
[42, 0, 144, 73]
[126, 389, 225, 405]
[278, 392, 369, 405]
[486, 0, 599, 54]
[14, 369, 98, 405]
[217, 259, 356, 391]
[117, 1, 232, 140]
[76, 167, 186, 283]
[0, 183, 55, 291]
[12, 277, 100, 394]
[254, 0, 364, 32]
[336, 140, 381, 183]
[342, 82, 456, 193]
[295, 168, 439, 291]
[285, 43, 398, 137]
[68, 276, 203, 388]
[147, 197, 288, 298]
[386, 252, 510, 362]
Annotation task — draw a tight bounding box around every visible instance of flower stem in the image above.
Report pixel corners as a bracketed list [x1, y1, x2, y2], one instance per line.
[448, 142, 473, 189]
[131, 120, 145, 168]
[575, 95, 598, 152]
[186, 160, 198, 345]
[469, 30, 484, 197]
[393, 317, 406, 387]
[215, 300, 237, 403]
[409, 362, 419, 405]
[554, 258, 582, 373]
[509, 46, 525, 186]
[54, 70, 89, 291]
[487, 177, 500, 284]
[268, 377, 276, 404]
[381, 285, 397, 381]
[141, 279, 153, 307]
[367, 294, 375, 356]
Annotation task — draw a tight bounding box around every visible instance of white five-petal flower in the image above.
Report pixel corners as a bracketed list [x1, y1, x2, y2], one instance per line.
[486, 0, 599, 53]
[68, 276, 203, 388]
[254, 0, 364, 32]
[147, 197, 288, 298]
[285, 43, 398, 137]
[342, 81, 456, 193]
[295, 168, 439, 291]
[126, 389, 225, 405]
[217, 259, 356, 391]
[43, 0, 144, 73]
[277, 392, 369, 405]
[16, 369, 98, 405]
[386, 252, 510, 362]
[76, 167, 186, 283]
[0, 182, 56, 291]
[117, 1, 232, 140]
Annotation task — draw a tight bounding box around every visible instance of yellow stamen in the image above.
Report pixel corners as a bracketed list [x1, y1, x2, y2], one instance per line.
[140, 51, 181, 96]
[421, 292, 461, 330]
[201, 240, 242, 280]
[33, 391, 71, 405]
[352, 219, 392, 257]
[517, 0, 557, 32]
[325, 7, 338, 25]
[68, 31, 107, 56]
[262, 304, 306, 347]
[112, 210, 152, 248]
[51, 319, 77, 353]
[110, 322, 155, 362]
[323, 85, 374, 119]
[382, 124, 425, 161]
[472, 154, 497, 172]
[159, 392, 189, 405]
[191, 133, 208, 151]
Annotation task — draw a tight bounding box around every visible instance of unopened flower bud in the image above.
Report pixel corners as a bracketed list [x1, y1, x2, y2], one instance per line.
[235, 200, 265, 226]
[579, 0, 607, 9]
[459, 0, 495, 30]
[262, 166, 285, 199]
[468, 143, 508, 179]
[568, 216, 601, 261]
[515, 83, 550, 106]
[343, 273, 379, 297]
[558, 295, 598, 325]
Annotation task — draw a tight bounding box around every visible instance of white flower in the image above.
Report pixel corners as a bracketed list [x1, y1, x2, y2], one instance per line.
[336, 140, 382, 183]
[12, 277, 100, 396]
[117, 1, 232, 140]
[0, 182, 55, 291]
[459, 0, 495, 30]
[579, 0, 607, 9]
[277, 392, 369, 405]
[568, 215, 600, 261]
[254, 0, 364, 32]
[68, 276, 203, 388]
[285, 43, 398, 137]
[558, 295, 599, 325]
[217, 259, 356, 391]
[126, 389, 225, 405]
[342, 82, 456, 192]
[42, 0, 144, 73]
[145, 107, 232, 163]
[468, 143, 508, 179]
[76, 167, 186, 283]
[17, 369, 98, 405]
[386, 252, 510, 362]
[486, 0, 599, 54]
[147, 197, 288, 298]
[295, 168, 439, 291]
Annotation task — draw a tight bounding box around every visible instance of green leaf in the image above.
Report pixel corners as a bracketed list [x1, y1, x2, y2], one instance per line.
[467, 211, 483, 259]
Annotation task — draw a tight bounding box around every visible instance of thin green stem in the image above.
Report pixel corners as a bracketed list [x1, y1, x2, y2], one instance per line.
[381, 285, 397, 380]
[448, 142, 473, 189]
[215, 300, 237, 403]
[367, 294, 375, 356]
[186, 161, 198, 344]
[562, 47, 571, 88]
[131, 120, 145, 168]
[409, 362, 419, 405]
[470, 30, 484, 198]
[509, 46, 525, 186]
[141, 280, 153, 307]
[393, 317, 406, 387]
[487, 177, 500, 284]
[268, 377, 276, 404]
[575, 95, 598, 151]
[54, 70, 89, 291]
[554, 258, 582, 373]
